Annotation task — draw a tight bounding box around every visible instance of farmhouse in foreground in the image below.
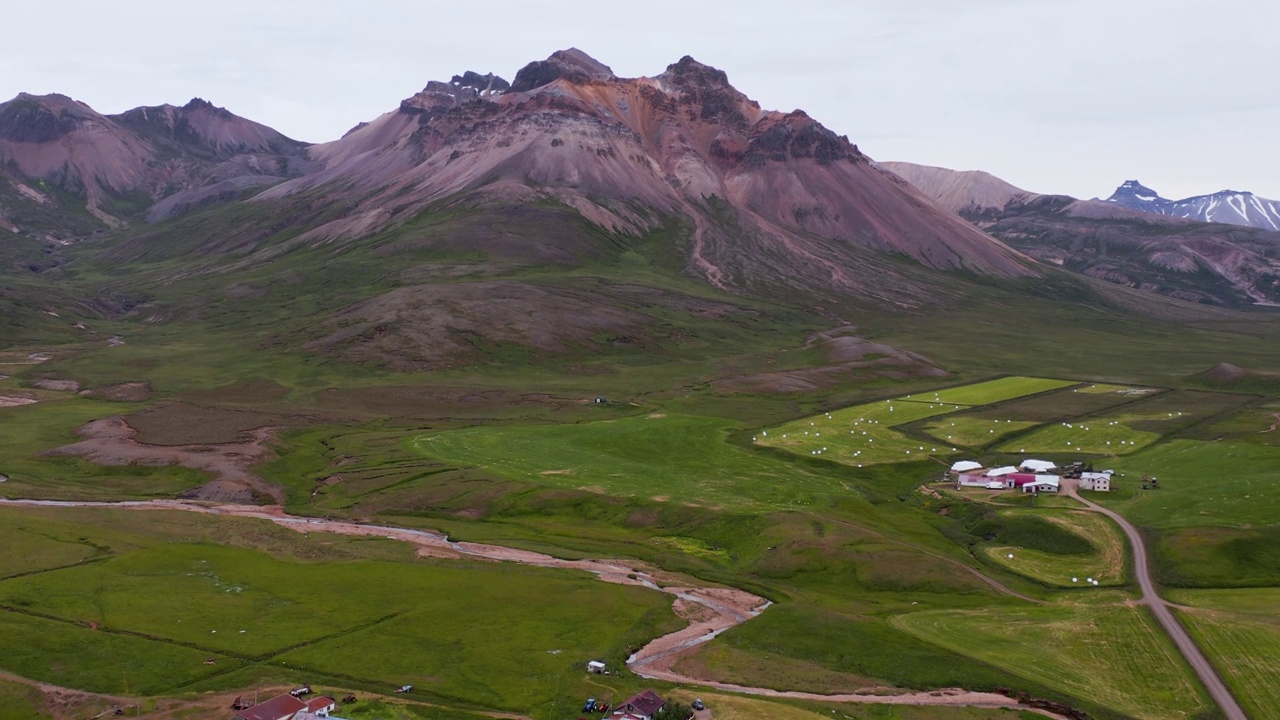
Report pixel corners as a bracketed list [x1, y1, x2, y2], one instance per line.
[612, 689, 666, 720]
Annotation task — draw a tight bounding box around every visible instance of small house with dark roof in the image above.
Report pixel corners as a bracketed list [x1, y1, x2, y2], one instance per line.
[612, 689, 665, 720]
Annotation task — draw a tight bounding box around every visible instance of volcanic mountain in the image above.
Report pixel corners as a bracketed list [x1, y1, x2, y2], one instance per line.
[247, 50, 1032, 302]
[883, 162, 1280, 306]
[0, 93, 312, 231]
[1105, 180, 1280, 231]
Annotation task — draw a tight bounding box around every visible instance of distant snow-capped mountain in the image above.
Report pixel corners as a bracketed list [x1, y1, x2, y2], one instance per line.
[1105, 180, 1280, 231]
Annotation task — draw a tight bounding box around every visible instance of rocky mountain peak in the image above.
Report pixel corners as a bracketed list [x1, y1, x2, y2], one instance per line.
[0, 93, 97, 144]
[745, 111, 864, 167]
[400, 71, 509, 116]
[510, 48, 616, 93]
[652, 55, 758, 129]
[1108, 179, 1162, 203]
[449, 71, 510, 95]
[1105, 179, 1280, 231]
[660, 55, 733, 89]
[183, 97, 216, 111]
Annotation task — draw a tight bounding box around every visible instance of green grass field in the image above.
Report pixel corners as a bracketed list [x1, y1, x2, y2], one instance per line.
[892, 604, 1208, 720]
[993, 414, 1165, 455]
[1168, 590, 1280, 720]
[0, 519, 678, 708]
[0, 609, 244, 695]
[0, 679, 48, 720]
[978, 510, 1126, 588]
[1101, 439, 1280, 529]
[702, 605, 1025, 693]
[0, 521, 108, 578]
[413, 413, 851, 509]
[920, 417, 1038, 447]
[898, 377, 1076, 407]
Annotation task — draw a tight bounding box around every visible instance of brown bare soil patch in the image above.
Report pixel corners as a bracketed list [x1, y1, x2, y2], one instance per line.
[124, 403, 295, 445]
[81, 381, 151, 402]
[32, 378, 80, 392]
[0, 394, 38, 407]
[185, 378, 291, 405]
[44, 416, 282, 503]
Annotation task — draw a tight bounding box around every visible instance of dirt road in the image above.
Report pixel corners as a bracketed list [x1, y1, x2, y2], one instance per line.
[0, 498, 1066, 717]
[1064, 483, 1247, 720]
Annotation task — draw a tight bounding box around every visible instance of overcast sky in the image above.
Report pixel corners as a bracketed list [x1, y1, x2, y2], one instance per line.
[3, 0, 1275, 200]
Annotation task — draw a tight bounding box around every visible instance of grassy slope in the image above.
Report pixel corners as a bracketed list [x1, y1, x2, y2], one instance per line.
[978, 509, 1127, 588]
[0, 679, 47, 720]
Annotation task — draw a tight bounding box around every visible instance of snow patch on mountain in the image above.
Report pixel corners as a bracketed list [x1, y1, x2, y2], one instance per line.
[1105, 180, 1280, 231]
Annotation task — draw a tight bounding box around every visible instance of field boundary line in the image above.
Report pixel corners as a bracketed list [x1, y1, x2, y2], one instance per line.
[0, 603, 259, 661]
[0, 554, 112, 582]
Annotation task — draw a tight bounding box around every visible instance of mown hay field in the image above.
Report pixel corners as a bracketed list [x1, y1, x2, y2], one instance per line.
[1170, 591, 1280, 720]
[891, 604, 1208, 720]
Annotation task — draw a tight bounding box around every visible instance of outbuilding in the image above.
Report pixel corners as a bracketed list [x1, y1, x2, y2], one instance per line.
[1023, 476, 1060, 493]
[949, 460, 984, 474]
[1020, 459, 1057, 473]
[587, 660, 607, 674]
[957, 472, 993, 488]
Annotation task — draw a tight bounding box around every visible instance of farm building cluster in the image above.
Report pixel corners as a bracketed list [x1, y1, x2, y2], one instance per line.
[948, 459, 1113, 493]
[232, 688, 339, 720]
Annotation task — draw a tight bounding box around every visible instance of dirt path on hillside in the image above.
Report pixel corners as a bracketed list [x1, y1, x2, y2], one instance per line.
[0, 668, 135, 720]
[1062, 481, 1247, 720]
[1260, 412, 1280, 433]
[0, 498, 1068, 718]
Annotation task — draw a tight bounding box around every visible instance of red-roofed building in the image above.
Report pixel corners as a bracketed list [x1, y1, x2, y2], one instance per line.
[304, 696, 336, 716]
[234, 694, 306, 720]
[234, 694, 336, 720]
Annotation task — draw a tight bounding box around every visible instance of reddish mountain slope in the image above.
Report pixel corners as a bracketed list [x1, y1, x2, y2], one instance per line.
[262, 51, 1033, 299]
[885, 161, 1280, 306]
[0, 94, 311, 227]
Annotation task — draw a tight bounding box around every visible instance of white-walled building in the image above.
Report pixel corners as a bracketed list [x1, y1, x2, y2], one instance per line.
[1079, 471, 1113, 492]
